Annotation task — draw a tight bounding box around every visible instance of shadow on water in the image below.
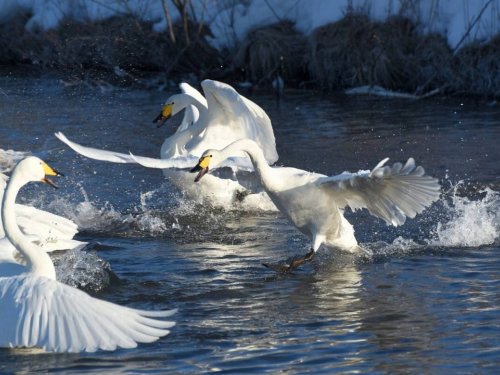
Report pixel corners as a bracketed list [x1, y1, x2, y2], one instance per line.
[0, 74, 499, 373]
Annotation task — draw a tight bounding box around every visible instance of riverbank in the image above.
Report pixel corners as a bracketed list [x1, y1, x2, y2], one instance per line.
[0, 12, 498, 98]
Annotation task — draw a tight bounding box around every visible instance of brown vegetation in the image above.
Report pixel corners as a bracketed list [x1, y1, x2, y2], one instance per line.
[0, 12, 498, 98]
[307, 14, 453, 95]
[233, 21, 308, 86]
[0, 13, 220, 84]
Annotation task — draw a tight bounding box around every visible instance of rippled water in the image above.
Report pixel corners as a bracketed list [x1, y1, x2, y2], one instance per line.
[0, 71, 499, 373]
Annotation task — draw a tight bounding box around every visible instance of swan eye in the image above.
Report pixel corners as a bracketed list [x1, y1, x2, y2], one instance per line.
[209, 155, 212, 157]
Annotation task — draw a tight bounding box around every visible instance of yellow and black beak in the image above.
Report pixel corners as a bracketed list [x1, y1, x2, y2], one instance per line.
[190, 155, 211, 182]
[41, 161, 63, 189]
[153, 104, 173, 128]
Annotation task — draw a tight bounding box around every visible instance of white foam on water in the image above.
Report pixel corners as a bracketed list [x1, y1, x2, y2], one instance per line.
[134, 190, 167, 233]
[46, 186, 170, 235]
[427, 186, 499, 247]
[47, 188, 129, 232]
[0, 148, 30, 173]
[362, 184, 499, 256]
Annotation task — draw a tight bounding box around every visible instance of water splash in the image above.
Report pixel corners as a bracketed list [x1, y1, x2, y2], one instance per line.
[53, 247, 112, 292]
[428, 186, 499, 247]
[47, 188, 129, 232]
[133, 190, 167, 233]
[46, 186, 170, 235]
[0, 148, 30, 173]
[362, 185, 499, 256]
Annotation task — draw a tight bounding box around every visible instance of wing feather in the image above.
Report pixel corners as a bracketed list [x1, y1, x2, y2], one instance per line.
[318, 158, 440, 226]
[201, 80, 278, 164]
[128, 153, 199, 169]
[55, 132, 135, 164]
[0, 275, 176, 353]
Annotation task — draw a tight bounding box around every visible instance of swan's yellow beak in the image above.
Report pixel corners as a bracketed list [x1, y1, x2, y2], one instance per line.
[153, 103, 173, 128]
[190, 155, 211, 182]
[41, 161, 63, 189]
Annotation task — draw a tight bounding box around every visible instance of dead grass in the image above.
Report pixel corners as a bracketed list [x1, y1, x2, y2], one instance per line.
[232, 21, 308, 86]
[307, 14, 450, 94]
[0, 13, 220, 85]
[0, 12, 498, 97]
[452, 35, 500, 96]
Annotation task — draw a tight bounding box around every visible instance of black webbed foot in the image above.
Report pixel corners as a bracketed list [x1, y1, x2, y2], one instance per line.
[263, 248, 315, 274]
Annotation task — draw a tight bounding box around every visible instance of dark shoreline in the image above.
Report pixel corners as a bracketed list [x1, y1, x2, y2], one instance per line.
[0, 13, 498, 99]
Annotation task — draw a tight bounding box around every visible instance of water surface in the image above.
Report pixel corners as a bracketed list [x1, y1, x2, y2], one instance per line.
[0, 72, 499, 373]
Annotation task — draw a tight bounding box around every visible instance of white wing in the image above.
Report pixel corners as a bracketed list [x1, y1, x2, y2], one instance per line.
[15, 204, 79, 239]
[129, 152, 254, 172]
[0, 274, 176, 353]
[318, 158, 440, 226]
[200, 80, 278, 164]
[180, 82, 207, 107]
[177, 83, 207, 133]
[1, 174, 85, 252]
[129, 153, 199, 169]
[55, 132, 136, 164]
[55, 132, 199, 172]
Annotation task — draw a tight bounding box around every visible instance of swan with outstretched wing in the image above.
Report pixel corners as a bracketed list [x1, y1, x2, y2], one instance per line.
[189, 139, 441, 273]
[56, 80, 279, 210]
[0, 157, 176, 353]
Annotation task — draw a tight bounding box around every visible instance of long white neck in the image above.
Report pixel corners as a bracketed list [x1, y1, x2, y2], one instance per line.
[183, 94, 207, 120]
[161, 94, 209, 158]
[219, 139, 277, 191]
[1, 173, 56, 279]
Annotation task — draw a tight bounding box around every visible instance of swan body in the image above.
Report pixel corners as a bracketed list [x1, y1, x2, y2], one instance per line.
[0, 157, 175, 352]
[55, 80, 279, 210]
[191, 139, 441, 271]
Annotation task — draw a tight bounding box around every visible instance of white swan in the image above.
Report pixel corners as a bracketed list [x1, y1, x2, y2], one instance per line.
[188, 139, 441, 272]
[55, 79, 279, 210]
[0, 156, 176, 352]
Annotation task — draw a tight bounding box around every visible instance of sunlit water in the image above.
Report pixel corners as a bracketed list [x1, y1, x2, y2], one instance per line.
[0, 71, 499, 373]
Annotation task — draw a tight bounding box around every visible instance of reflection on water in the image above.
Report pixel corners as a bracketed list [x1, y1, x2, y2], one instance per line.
[0, 73, 499, 373]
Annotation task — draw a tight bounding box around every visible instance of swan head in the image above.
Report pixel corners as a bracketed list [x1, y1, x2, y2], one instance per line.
[190, 149, 221, 182]
[13, 156, 62, 188]
[153, 94, 187, 128]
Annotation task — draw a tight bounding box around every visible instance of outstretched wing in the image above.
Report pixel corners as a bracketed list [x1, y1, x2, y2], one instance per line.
[201, 80, 278, 164]
[129, 153, 254, 172]
[318, 158, 440, 226]
[55, 132, 135, 163]
[0, 275, 176, 353]
[129, 153, 199, 169]
[55, 132, 186, 171]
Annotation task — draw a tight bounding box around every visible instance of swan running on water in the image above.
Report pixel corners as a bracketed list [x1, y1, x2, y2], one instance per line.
[55, 80, 279, 210]
[0, 157, 176, 352]
[188, 139, 441, 273]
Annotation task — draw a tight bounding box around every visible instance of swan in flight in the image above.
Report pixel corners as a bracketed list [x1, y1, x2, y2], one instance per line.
[188, 139, 441, 273]
[0, 157, 176, 352]
[55, 80, 279, 210]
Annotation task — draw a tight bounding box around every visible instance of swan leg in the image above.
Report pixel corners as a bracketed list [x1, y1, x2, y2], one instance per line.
[263, 248, 315, 274]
